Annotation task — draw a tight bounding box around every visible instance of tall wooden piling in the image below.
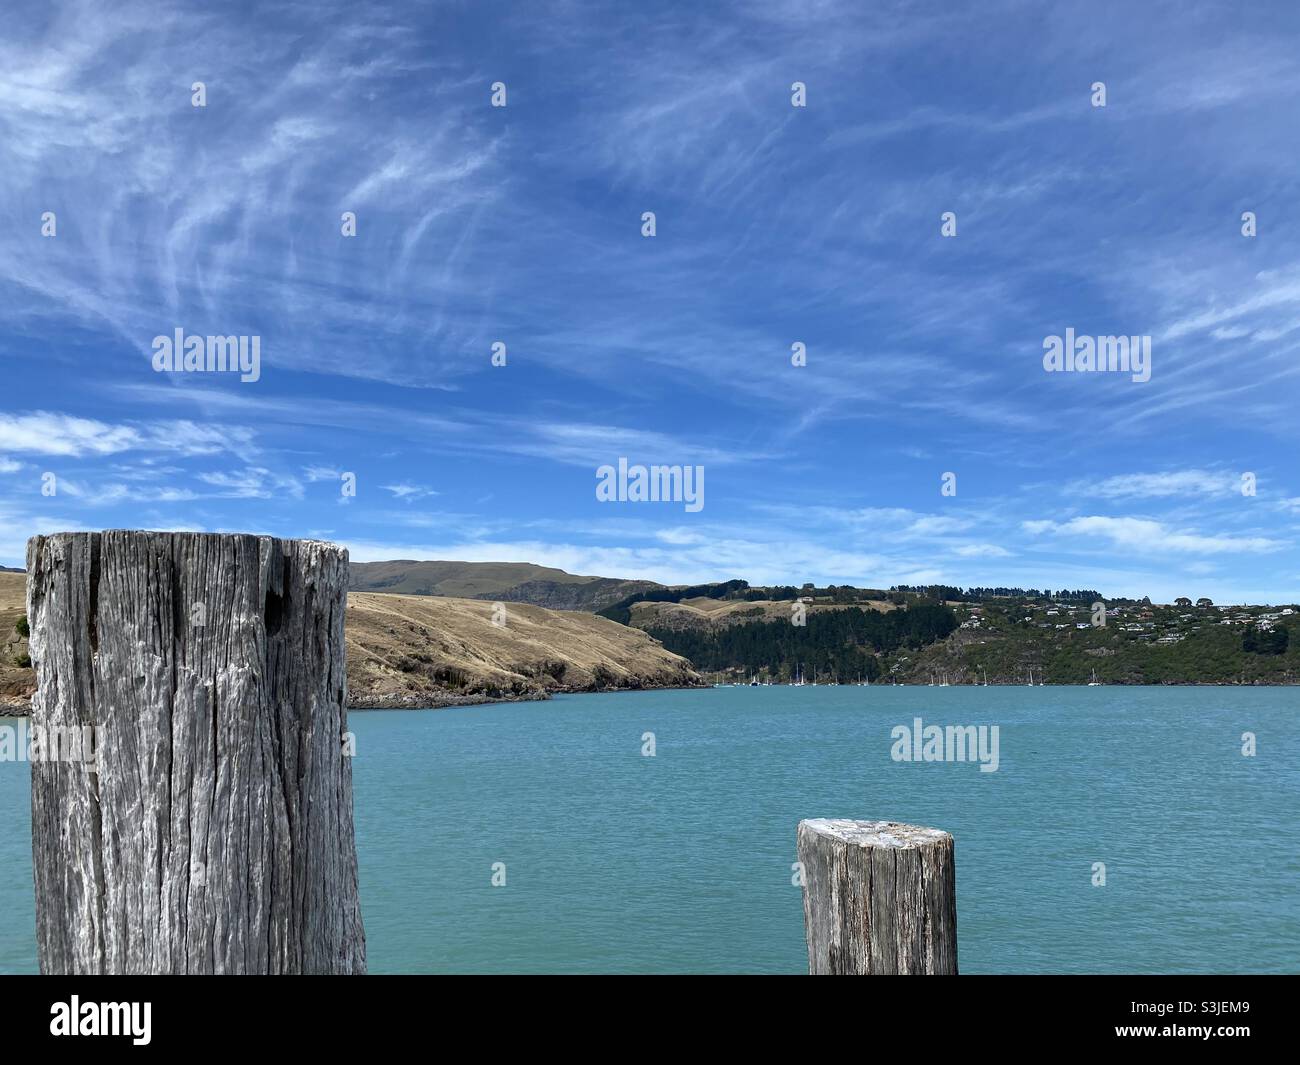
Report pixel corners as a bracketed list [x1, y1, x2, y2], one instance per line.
[25, 531, 366, 974]
[797, 818, 957, 974]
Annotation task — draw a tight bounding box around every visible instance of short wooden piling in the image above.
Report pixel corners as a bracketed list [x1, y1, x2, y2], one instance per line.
[797, 818, 957, 974]
[26, 531, 366, 974]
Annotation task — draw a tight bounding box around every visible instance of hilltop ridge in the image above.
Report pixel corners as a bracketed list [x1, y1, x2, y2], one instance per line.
[5, 566, 1299, 715]
[348, 559, 660, 612]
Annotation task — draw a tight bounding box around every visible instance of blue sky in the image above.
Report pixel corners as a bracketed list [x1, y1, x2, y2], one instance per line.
[3, 0, 1300, 603]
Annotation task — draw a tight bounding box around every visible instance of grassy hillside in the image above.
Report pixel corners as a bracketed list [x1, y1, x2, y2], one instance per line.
[630, 595, 898, 631]
[346, 592, 699, 707]
[0, 572, 25, 618]
[0, 572, 701, 714]
[350, 559, 589, 596]
[0, 572, 33, 711]
[349, 559, 659, 612]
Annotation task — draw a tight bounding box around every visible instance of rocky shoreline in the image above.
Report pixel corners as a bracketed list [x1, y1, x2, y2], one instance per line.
[10, 676, 1299, 720]
[347, 678, 707, 711]
[0, 694, 31, 717]
[2, 679, 711, 718]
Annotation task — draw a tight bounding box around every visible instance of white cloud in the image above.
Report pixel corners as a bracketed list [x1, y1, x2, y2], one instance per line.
[655, 527, 707, 546]
[380, 483, 438, 502]
[198, 467, 303, 500]
[905, 515, 973, 536]
[953, 543, 1011, 558]
[0, 412, 143, 456]
[0, 412, 256, 458]
[1160, 277, 1300, 342]
[1022, 516, 1283, 555]
[304, 465, 343, 482]
[46, 480, 198, 506]
[1067, 469, 1244, 500]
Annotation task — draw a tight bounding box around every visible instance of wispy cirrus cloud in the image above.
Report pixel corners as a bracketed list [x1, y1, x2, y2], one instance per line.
[1065, 470, 1249, 501]
[0, 0, 508, 389]
[51, 480, 199, 506]
[0, 412, 256, 458]
[381, 482, 439, 502]
[197, 467, 303, 500]
[3, 0, 1300, 605]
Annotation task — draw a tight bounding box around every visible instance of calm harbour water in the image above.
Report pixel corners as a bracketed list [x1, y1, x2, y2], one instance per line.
[2, 685, 1297, 974]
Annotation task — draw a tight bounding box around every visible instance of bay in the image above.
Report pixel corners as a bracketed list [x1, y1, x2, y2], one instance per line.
[1, 685, 1296, 974]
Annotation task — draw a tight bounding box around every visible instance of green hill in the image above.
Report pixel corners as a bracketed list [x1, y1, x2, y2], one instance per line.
[617, 581, 1300, 685]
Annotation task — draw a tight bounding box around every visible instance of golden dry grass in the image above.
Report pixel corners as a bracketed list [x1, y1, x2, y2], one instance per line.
[345, 591, 698, 706]
[0, 572, 33, 709]
[629, 595, 898, 630]
[0, 576, 702, 713]
[0, 572, 24, 618]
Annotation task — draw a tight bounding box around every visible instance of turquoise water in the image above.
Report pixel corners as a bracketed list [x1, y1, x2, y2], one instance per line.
[2, 686, 1297, 973]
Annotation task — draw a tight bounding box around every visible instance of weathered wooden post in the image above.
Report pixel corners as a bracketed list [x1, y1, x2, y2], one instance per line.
[26, 531, 366, 974]
[797, 818, 957, 974]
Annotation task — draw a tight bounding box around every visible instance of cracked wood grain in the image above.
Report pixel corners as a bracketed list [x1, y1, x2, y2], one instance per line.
[26, 531, 366, 974]
[797, 818, 957, 975]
